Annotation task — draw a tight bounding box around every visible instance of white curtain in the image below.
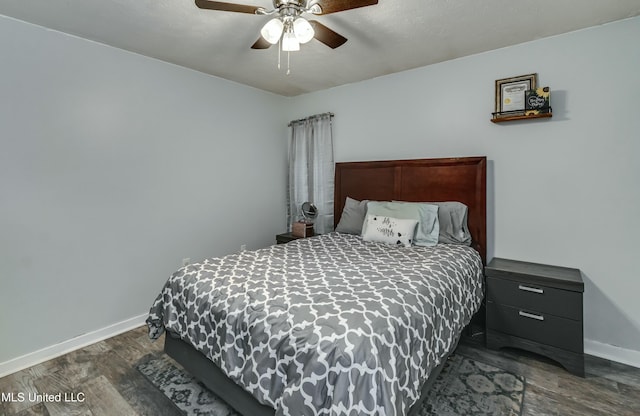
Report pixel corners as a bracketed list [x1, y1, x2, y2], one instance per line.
[287, 113, 334, 234]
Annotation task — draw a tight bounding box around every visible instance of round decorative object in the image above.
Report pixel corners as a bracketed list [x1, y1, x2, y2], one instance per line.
[301, 202, 318, 222]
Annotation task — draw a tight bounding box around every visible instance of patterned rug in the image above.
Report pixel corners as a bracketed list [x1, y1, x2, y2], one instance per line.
[136, 353, 525, 416]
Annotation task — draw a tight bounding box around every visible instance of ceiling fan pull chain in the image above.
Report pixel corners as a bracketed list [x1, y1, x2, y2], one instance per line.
[278, 38, 281, 70]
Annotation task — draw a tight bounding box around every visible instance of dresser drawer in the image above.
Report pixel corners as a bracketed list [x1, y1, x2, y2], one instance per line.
[486, 276, 582, 321]
[486, 302, 583, 353]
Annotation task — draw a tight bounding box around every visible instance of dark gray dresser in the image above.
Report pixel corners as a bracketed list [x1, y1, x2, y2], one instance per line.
[485, 257, 585, 377]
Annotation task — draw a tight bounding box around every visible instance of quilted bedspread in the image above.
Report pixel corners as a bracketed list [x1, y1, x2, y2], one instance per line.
[147, 232, 483, 416]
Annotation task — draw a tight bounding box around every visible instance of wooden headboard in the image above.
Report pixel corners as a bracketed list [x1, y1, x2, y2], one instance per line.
[334, 157, 487, 263]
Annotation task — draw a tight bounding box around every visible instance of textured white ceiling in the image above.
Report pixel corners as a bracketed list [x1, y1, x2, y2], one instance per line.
[1, 0, 639, 96]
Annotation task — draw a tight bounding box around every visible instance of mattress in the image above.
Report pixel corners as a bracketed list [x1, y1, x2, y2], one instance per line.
[147, 232, 483, 416]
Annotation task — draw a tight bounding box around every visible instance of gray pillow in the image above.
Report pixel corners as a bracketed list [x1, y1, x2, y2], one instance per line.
[431, 201, 472, 245]
[392, 200, 472, 245]
[335, 197, 369, 234]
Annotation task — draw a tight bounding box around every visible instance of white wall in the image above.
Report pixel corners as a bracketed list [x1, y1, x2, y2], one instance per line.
[287, 17, 640, 363]
[0, 16, 289, 364]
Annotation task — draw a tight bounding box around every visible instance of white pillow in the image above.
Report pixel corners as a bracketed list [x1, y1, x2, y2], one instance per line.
[365, 201, 440, 247]
[361, 215, 418, 247]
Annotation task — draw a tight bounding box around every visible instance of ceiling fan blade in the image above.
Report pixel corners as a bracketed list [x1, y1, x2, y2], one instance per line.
[314, 0, 378, 15]
[195, 0, 261, 14]
[251, 36, 272, 49]
[308, 20, 347, 49]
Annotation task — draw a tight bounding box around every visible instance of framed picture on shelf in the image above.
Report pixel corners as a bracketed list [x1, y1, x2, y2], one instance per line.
[494, 73, 537, 117]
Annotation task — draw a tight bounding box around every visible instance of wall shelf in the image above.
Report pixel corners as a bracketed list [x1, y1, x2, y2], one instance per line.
[491, 112, 552, 123]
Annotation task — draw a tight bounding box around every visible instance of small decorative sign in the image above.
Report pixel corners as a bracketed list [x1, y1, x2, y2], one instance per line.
[525, 87, 551, 115]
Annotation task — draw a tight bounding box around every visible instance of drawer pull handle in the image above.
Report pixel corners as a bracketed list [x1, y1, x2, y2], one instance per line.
[518, 285, 544, 294]
[519, 311, 545, 321]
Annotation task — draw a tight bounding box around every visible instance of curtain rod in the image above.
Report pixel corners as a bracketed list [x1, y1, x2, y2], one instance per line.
[288, 112, 334, 127]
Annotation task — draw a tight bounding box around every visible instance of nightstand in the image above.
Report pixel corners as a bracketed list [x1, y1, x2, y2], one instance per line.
[485, 257, 585, 377]
[276, 232, 303, 244]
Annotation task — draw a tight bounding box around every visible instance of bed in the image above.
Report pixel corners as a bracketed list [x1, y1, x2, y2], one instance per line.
[147, 156, 487, 416]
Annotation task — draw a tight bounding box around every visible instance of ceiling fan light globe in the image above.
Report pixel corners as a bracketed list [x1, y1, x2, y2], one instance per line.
[282, 31, 300, 51]
[307, 4, 322, 14]
[293, 18, 315, 43]
[261, 18, 284, 44]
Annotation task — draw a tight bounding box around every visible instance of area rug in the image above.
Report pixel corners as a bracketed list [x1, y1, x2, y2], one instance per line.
[136, 353, 525, 416]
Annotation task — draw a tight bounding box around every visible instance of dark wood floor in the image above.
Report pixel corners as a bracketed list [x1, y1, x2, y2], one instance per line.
[1, 326, 639, 416]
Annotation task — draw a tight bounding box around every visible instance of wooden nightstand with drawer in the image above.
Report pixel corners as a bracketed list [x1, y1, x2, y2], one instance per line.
[276, 232, 303, 244]
[485, 257, 585, 377]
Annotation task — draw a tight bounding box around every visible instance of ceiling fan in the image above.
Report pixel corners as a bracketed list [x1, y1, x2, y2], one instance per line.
[194, 0, 379, 51]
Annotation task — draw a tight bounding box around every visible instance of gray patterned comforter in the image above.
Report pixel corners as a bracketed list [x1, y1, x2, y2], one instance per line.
[147, 232, 483, 416]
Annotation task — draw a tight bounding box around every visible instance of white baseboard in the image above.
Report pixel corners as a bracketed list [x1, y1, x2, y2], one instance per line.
[585, 338, 640, 369]
[0, 313, 148, 378]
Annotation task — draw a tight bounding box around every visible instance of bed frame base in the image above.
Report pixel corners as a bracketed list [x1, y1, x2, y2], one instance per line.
[164, 334, 455, 416]
[165, 335, 275, 415]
